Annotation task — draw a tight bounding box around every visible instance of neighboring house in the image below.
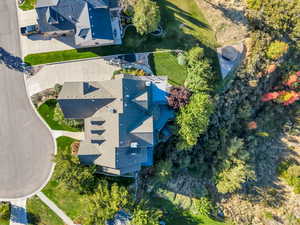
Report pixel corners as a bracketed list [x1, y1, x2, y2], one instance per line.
[58, 75, 173, 176]
[35, 0, 122, 47]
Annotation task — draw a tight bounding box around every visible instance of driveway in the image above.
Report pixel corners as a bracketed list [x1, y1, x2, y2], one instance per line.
[17, 9, 74, 57]
[0, 0, 54, 199]
[26, 58, 120, 96]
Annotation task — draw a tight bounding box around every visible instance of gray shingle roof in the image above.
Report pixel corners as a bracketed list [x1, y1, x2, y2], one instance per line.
[36, 0, 119, 45]
[58, 75, 172, 175]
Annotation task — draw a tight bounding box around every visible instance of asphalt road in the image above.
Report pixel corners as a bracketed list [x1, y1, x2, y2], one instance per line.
[0, 0, 54, 199]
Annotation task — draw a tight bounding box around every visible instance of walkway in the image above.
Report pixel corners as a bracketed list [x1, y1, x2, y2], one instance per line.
[9, 199, 27, 225]
[51, 130, 85, 140]
[26, 58, 120, 96]
[37, 192, 76, 225]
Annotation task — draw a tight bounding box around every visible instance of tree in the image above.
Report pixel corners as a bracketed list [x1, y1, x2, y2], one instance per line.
[167, 86, 192, 110]
[133, 0, 160, 35]
[53, 146, 97, 194]
[186, 47, 205, 66]
[132, 203, 162, 225]
[216, 163, 256, 194]
[176, 93, 214, 150]
[184, 59, 214, 92]
[266, 41, 289, 60]
[84, 181, 130, 225]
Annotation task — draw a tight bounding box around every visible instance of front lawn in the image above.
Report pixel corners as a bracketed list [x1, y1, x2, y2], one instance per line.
[24, 0, 217, 66]
[27, 196, 64, 225]
[42, 136, 88, 222]
[149, 52, 187, 85]
[19, 0, 36, 10]
[37, 99, 82, 132]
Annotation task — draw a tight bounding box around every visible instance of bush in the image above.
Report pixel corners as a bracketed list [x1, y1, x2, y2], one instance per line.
[246, 0, 263, 10]
[176, 93, 214, 150]
[184, 59, 214, 92]
[132, 202, 162, 225]
[167, 86, 192, 110]
[266, 41, 289, 60]
[194, 197, 213, 216]
[281, 164, 300, 194]
[0, 202, 10, 221]
[186, 47, 205, 65]
[217, 163, 256, 194]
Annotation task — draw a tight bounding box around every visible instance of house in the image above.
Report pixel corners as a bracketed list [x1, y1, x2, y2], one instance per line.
[35, 0, 122, 47]
[58, 75, 174, 176]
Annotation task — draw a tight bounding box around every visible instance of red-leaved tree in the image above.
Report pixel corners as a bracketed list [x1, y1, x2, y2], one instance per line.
[167, 86, 192, 110]
[261, 71, 300, 106]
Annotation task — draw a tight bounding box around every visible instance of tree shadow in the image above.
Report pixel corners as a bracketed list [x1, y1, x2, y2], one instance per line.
[147, 196, 203, 225]
[202, 0, 248, 27]
[27, 212, 41, 225]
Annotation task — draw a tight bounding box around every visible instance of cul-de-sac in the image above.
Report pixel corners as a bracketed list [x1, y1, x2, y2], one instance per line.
[0, 0, 299, 224]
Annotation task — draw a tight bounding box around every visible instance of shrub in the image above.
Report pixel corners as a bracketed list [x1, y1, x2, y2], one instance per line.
[216, 163, 256, 194]
[246, 0, 263, 10]
[155, 159, 173, 183]
[266, 41, 289, 60]
[132, 202, 162, 225]
[0, 202, 10, 221]
[176, 93, 214, 150]
[194, 197, 213, 216]
[167, 86, 192, 110]
[186, 47, 205, 65]
[184, 59, 214, 92]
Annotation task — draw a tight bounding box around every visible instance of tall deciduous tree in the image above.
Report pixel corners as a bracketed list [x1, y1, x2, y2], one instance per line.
[133, 0, 160, 35]
[84, 181, 130, 225]
[132, 203, 162, 225]
[176, 93, 214, 150]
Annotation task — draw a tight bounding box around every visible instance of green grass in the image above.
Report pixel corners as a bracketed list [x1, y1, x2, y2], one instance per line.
[149, 52, 187, 85]
[24, 0, 217, 66]
[37, 99, 81, 132]
[27, 196, 64, 225]
[42, 136, 88, 223]
[19, 0, 36, 10]
[0, 218, 9, 225]
[149, 197, 226, 225]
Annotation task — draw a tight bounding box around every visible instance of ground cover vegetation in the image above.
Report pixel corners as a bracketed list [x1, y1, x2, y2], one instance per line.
[0, 202, 10, 225]
[24, 0, 217, 68]
[149, 51, 188, 85]
[37, 99, 83, 132]
[27, 196, 64, 225]
[138, 0, 300, 224]
[19, 0, 36, 10]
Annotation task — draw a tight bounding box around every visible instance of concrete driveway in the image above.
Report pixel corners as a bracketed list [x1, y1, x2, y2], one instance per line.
[0, 0, 54, 200]
[17, 9, 74, 57]
[26, 58, 120, 96]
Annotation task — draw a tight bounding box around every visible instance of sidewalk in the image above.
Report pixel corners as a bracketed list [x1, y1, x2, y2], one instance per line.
[37, 192, 76, 225]
[51, 130, 85, 140]
[10, 199, 28, 225]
